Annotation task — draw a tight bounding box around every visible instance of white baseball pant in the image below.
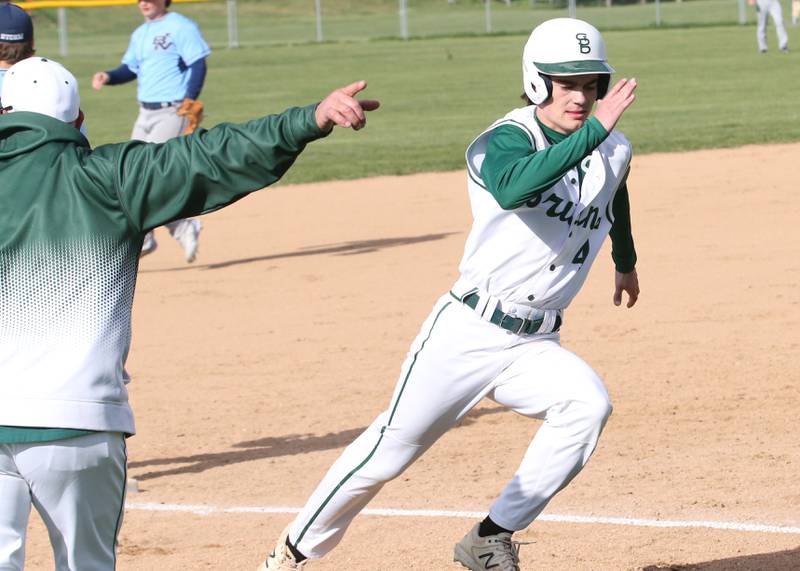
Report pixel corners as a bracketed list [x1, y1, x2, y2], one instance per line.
[289, 293, 612, 559]
[0, 432, 127, 570]
[756, 0, 789, 51]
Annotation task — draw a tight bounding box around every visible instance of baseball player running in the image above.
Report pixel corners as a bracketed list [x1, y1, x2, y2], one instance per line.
[257, 18, 639, 571]
[92, 0, 211, 262]
[748, 0, 789, 52]
[0, 55, 378, 570]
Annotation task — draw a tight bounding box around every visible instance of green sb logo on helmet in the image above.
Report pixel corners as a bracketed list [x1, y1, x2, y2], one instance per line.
[575, 33, 591, 54]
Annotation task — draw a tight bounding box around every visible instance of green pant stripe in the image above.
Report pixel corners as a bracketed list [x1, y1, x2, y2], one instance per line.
[295, 430, 386, 545]
[296, 300, 452, 545]
[387, 301, 451, 424]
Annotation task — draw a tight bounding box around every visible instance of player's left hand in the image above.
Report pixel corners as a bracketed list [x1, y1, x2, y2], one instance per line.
[176, 98, 204, 135]
[614, 269, 639, 308]
[315, 80, 380, 133]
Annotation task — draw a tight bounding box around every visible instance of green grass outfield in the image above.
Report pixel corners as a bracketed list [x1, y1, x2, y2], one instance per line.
[32, 16, 800, 184]
[29, 0, 751, 49]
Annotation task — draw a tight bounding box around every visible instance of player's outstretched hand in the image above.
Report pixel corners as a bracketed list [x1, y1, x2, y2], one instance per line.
[594, 77, 637, 133]
[92, 72, 110, 91]
[614, 269, 640, 308]
[315, 80, 380, 133]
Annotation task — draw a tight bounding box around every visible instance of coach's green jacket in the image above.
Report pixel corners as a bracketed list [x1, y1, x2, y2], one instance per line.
[0, 105, 325, 435]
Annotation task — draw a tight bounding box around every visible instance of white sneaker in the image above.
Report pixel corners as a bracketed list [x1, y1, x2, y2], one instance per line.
[258, 525, 306, 570]
[454, 523, 528, 571]
[141, 231, 158, 257]
[176, 219, 202, 263]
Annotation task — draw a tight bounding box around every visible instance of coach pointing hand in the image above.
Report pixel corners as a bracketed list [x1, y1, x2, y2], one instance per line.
[315, 80, 380, 132]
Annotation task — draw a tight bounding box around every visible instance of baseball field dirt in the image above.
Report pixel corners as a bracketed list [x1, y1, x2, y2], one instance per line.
[22, 142, 800, 570]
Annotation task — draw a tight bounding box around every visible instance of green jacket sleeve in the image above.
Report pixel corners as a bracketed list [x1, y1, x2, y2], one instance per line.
[88, 104, 325, 232]
[480, 117, 608, 210]
[609, 178, 637, 273]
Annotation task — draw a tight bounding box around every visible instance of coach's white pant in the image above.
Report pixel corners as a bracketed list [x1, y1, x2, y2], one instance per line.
[289, 294, 612, 559]
[756, 0, 788, 51]
[0, 432, 127, 570]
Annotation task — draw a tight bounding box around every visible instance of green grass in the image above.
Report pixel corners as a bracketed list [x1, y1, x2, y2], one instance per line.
[30, 0, 751, 52]
[26, 4, 800, 184]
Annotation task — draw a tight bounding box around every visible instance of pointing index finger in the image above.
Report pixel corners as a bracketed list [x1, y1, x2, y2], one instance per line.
[341, 80, 368, 98]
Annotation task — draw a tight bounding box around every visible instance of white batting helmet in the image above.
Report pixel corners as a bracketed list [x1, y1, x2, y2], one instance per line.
[523, 18, 614, 105]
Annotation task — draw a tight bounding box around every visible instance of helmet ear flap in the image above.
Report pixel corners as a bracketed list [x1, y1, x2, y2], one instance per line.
[597, 75, 610, 99]
[529, 73, 553, 105]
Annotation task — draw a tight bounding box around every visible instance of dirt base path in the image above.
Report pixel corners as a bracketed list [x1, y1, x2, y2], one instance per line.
[23, 143, 800, 570]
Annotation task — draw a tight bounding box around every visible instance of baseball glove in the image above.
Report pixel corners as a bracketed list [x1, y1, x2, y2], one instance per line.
[177, 98, 204, 135]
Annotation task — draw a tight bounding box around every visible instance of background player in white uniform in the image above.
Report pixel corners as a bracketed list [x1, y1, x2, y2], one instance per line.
[92, 0, 211, 262]
[0, 3, 34, 96]
[0, 56, 378, 570]
[748, 0, 789, 52]
[257, 18, 639, 571]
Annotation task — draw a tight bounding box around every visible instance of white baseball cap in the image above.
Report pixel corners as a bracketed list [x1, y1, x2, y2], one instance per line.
[1, 57, 80, 123]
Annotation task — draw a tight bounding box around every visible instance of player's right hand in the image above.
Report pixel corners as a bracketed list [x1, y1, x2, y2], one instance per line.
[91, 72, 110, 91]
[315, 80, 380, 133]
[594, 78, 637, 133]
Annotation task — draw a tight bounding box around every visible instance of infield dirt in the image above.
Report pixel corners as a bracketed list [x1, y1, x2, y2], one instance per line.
[22, 143, 800, 570]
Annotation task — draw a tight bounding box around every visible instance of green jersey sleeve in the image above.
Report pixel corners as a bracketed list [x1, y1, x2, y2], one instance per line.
[609, 177, 637, 274]
[87, 104, 325, 233]
[479, 116, 608, 210]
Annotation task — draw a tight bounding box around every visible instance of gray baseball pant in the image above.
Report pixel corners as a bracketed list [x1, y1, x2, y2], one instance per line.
[131, 106, 196, 243]
[756, 0, 788, 51]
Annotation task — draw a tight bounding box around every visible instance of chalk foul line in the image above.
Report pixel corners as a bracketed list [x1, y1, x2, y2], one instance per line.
[124, 502, 800, 535]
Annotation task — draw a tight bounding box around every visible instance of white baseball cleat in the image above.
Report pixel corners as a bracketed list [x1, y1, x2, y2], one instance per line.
[176, 219, 202, 263]
[140, 231, 158, 257]
[454, 523, 528, 571]
[257, 525, 306, 570]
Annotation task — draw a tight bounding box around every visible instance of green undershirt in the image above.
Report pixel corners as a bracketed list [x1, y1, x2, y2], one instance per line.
[0, 427, 97, 444]
[480, 113, 636, 273]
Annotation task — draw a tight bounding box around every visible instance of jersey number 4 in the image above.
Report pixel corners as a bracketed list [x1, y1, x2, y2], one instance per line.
[571, 240, 590, 265]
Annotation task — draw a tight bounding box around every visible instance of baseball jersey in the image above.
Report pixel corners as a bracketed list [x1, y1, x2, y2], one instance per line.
[0, 105, 325, 435]
[456, 106, 632, 310]
[122, 12, 210, 103]
[504, 117, 636, 274]
[0, 68, 6, 98]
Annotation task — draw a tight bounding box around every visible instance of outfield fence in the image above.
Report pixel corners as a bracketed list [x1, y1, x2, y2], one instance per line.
[26, 0, 756, 57]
